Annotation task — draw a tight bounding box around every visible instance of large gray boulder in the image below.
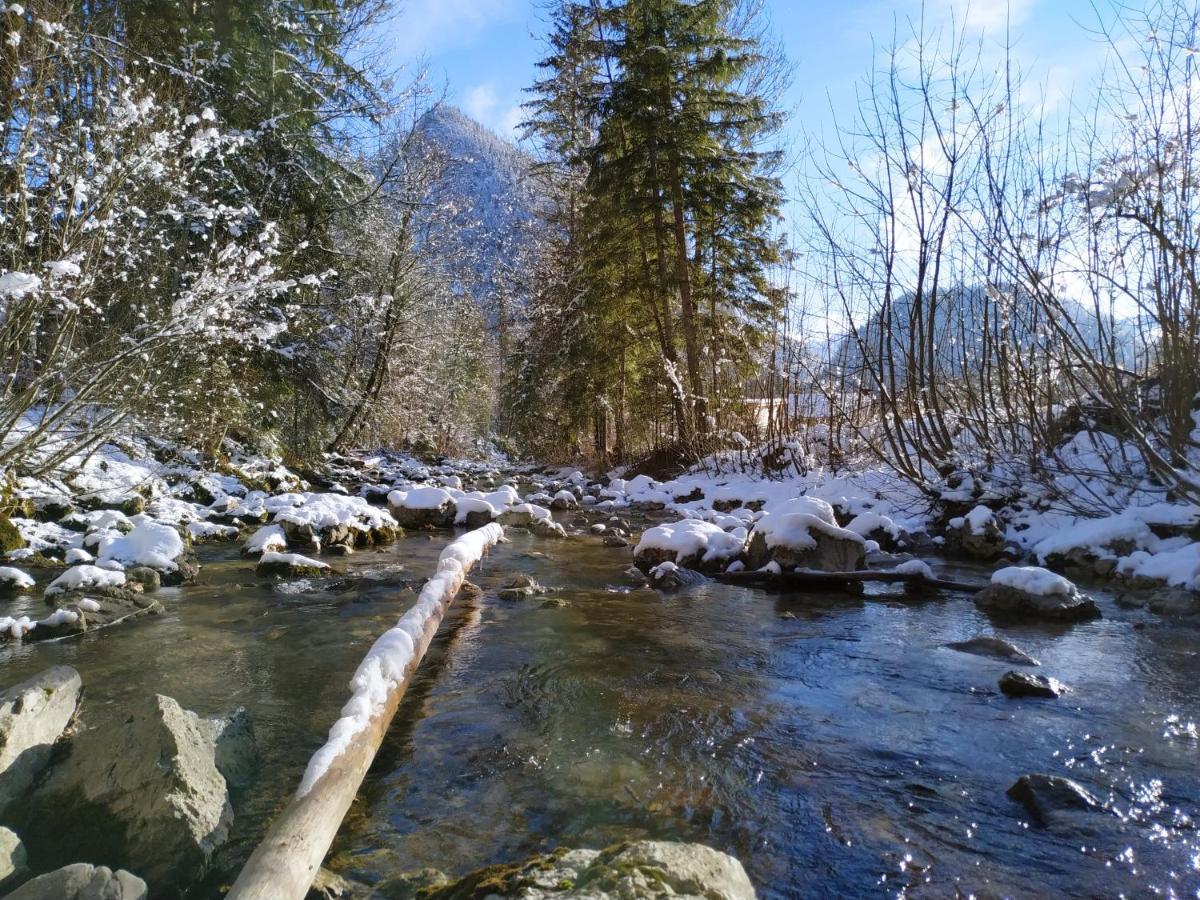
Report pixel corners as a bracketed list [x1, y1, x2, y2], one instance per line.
[421, 840, 755, 900]
[975, 583, 1100, 622]
[744, 526, 864, 573]
[2, 863, 146, 900]
[0, 827, 28, 891]
[0, 667, 82, 813]
[32, 694, 232, 890]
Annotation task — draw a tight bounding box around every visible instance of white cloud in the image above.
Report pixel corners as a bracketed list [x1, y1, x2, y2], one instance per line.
[464, 81, 499, 121]
[947, 0, 1038, 33]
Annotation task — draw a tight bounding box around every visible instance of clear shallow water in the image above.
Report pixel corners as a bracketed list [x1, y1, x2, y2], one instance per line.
[2, 528, 1198, 898]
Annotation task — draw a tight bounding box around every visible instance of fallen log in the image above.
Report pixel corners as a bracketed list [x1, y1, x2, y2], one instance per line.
[227, 523, 505, 900]
[714, 568, 985, 593]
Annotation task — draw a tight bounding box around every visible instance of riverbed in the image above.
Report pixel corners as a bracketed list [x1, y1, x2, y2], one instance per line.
[2, 525, 1198, 898]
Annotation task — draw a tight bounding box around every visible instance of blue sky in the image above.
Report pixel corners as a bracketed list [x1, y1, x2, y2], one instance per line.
[380, 0, 1112, 148]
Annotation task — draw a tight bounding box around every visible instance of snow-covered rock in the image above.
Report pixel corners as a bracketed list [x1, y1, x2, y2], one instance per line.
[975, 566, 1100, 622]
[97, 517, 197, 584]
[242, 524, 287, 557]
[634, 520, 745, 572]
[0, 567, 34, 592]
[387, 487, 455, 529]
[44, 565, 126, 597]
[255, 551, 330, 578]
[744, 514, 865, 573]
[274, 493, 398, 549]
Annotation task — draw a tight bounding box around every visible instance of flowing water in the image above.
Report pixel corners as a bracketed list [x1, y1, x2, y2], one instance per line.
[2, 524, 1199, 898]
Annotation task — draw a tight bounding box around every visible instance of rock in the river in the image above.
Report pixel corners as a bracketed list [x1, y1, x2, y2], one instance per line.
[124, 566, 162, 593]
[999, 671, 1064, 698]
[944, 636, 1039, 666]
[0, 826, 28, 891]
[602, 535, 629, 548]
[2, 864, 147, 900]
[1007, 774, 1105, 828]
[306, 867, 355, 899]
[37, 593, 163, 640]
[387, 487, 455, 529]
[256, 551, 330, 578]
[955, 506, 1006, 561]
[498, 575, 546, 601]
[0, 666, 82, 813]
[743, 512, 864, 573]
[32, 694, 232, 889]
[420, 840, 754, 900]
[975, 567, 1100, 622]
[647, 561, 706, 590]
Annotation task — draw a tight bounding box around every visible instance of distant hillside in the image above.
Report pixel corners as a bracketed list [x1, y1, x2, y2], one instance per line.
[412, 105, 544, 332]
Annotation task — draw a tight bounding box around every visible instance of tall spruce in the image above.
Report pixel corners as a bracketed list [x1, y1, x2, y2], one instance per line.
[516, 0, 786, 459]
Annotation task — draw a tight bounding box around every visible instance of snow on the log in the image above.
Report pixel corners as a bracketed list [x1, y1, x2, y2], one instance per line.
[296, 522, 503, 797]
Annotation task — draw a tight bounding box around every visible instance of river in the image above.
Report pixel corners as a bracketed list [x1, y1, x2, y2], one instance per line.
[2, 521, 1198, 898]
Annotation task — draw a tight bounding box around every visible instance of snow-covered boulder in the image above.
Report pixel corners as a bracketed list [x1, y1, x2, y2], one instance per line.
[29, 694, 232, 890]
[497, 503, 566, 538]
[744, 514, 865, 573]
[0, 667, 82, 814]
[97, 517, 198, 585]
[41, 593, 163, 637]
[453, 496, 502, 528]
[975, 566, 1100, 622]
[952, 505, 1006, 561]
[386, 487, 455, 529]
[255, 551, 330, 578]
[633, 520, 745, 572]
[44, 565, 127, 597]
[550, 489, 578, 511]
[274, 493, 399, 550]
[0, 567, 34, 592]
[242, 524, 287, 557]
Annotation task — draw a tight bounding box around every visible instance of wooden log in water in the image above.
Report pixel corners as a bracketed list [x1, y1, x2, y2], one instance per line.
[714, 568, 985, 593]
[227, 524, 504, 900]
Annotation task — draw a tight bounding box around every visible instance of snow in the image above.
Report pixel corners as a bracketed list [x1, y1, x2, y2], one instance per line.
[753, 513, 864, 551]
[258, 551, 329, 571]
[45, 565, 126, 596]
[0, 567, 34, 589]
[990, 566, 1077, 597]
[274, 492, 396, 535]
[0, 271, 40, 298]
[77, 598, 101, 612]
[634, 520, 745, 564]
[894, 559, 934, 579]
[245, 524, 287, 555]
[97, 517, 185, 571]
[965, 505, 997, 534]
[387, 486, 453, 510]
[452, 496, 500, 524]
[188, 521, 239, 541]
[297, 522, 503, 797]
[65, 548, 93, 564]
[1117, 543, 1200, 588]
[845, 512, 901, 539]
